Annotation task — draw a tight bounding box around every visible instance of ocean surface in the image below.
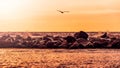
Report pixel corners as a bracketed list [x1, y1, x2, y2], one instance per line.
[0, 49, 119, 68]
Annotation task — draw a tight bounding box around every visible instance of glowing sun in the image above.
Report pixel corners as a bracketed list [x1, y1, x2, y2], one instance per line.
[0, 0, 21, 17]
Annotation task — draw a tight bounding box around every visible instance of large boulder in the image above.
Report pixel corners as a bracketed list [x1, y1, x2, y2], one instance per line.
[74, 31, 88, 40]
[64, 36, 76, 43]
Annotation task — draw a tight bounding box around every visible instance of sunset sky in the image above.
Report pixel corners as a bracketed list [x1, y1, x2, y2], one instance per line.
[0, 0, 120, 32]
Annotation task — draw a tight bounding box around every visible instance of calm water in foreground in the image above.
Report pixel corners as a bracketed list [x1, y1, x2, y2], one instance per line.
[0, 49, 119, 68]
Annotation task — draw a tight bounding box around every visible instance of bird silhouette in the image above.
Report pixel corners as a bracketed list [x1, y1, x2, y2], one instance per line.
[57, 10, 69, 14]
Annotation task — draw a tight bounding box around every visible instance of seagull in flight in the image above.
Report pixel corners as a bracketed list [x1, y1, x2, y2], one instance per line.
[57, 10, 69, 14]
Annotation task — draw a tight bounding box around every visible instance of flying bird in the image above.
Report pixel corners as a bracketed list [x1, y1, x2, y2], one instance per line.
[57, 10, 69, 14]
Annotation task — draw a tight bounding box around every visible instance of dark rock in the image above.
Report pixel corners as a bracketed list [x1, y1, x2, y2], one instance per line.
[59, 40, 68, 48]
[69, 38, 91, 49]
[93, 39, 110, 48]
[100, 32, 109, 38]
[74, 31, 88, 40]
[69, 41, 79, 49]
[78, 44, 85, 48]
[43, 37, 51, 41]
[46, 41, 59, 48]
[77, 38, 90, 47]
[111, 39, 120, 48]
[64, 36, 76, 43]
[26, 36, 32, 41]
[86, 42, 94, 48]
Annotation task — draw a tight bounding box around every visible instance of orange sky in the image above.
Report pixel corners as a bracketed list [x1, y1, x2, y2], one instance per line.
[0, 0, 120, 32]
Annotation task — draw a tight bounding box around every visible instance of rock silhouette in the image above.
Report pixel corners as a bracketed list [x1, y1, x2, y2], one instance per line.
[74, 31, 88, 40]
[111, 39, 120, 48]
[0, 31, 119, 48]
[100, 32, 109, 38]
[64, 36, 76, 43]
